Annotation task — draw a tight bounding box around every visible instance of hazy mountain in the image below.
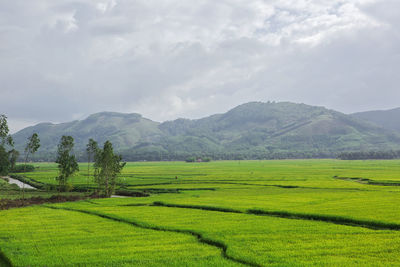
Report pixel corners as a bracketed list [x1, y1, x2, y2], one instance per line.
[12, 102, 400, 160]
[13, 112, 162, 158]
[158, 102, 400, 155]
[352, 108, 400, 133]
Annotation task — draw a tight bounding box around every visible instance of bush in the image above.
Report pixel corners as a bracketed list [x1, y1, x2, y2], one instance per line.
[185, 157, 195, 162]
[185, 157, 211, 162]
[12, 164, 35, 173]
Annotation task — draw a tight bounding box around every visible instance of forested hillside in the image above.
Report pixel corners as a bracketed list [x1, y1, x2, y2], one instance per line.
[13, 102, 400, 161]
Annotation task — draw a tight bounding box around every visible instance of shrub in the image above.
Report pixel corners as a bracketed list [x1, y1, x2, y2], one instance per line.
[185, 157, 195, 162]
[12, 164, 35, 173]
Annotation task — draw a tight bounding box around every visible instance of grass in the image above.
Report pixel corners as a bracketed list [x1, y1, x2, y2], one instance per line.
[0, 206, 237, 266]
[50, 201, 400, 266]
[1, 159, 400, 265]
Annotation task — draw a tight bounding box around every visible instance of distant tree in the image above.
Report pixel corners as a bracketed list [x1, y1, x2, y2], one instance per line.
[22, 133, 40, 199]
[24, 133, 40, 167]
[86, 138, 98, 190]
[56, 136, 79, 192]
[94, 141, 126, 197]
[8, 149, 19, 171]
[0, 146, 9, 175]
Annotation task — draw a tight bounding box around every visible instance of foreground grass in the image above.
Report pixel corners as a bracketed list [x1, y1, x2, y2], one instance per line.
[0, 206, 237, 266]
[2, 159, 400, 266]
[50, 201, 400, 266]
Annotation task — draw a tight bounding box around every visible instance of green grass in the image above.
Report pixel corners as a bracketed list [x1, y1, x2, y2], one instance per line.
[1, 159, 400, 265]
[50, 201, 400, 266]
[0, 206, 237, 266]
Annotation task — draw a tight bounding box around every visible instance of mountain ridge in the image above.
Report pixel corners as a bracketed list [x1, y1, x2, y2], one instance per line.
[351, 107, 400, 132]
[12, 101, 400, 161]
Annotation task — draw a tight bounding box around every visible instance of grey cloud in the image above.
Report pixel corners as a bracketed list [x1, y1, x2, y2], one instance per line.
[1, 0, 399, 133]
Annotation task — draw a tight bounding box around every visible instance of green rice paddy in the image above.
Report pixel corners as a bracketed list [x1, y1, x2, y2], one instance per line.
[1, 160, 400, 266]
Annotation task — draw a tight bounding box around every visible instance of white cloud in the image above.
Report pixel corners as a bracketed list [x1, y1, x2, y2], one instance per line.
[96, 0, 117, 14]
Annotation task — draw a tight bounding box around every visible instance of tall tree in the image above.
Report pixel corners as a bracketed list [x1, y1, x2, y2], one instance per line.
[94, 141, 126, 197]
[56, 136, 79, 192]
[24, 133, 40, 168]
[86, 138, 98, 191]
[0, 115, 14, 175]
[0, 115, 9, 145]
[22, 133, 40, 200]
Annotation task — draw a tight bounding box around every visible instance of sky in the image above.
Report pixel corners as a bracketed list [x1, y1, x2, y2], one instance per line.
[1, 0, 400, 133]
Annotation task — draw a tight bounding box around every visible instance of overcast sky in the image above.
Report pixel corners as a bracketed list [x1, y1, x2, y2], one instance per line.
[1, 0, 400, 133]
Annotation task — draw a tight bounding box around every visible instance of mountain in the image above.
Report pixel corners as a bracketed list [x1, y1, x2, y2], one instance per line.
[12, 102, 400, 160]
[13, 112, 162, 160]
[352, 108, 400, 133]
[157, 102, 400, 156]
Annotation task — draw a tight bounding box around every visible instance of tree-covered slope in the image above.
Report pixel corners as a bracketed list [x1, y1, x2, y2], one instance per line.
[157, 102, 400, 157]
[352, 108, 400, 132]
[13, 112, 162, 159]
[12, 102, 400, 160]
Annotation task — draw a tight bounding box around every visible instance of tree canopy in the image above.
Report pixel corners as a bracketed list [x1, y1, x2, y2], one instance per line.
[94, 141, 125, 197]
[56, 136, 79, 191]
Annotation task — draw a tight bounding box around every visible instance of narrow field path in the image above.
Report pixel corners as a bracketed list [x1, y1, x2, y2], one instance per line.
[43, 205, 260, 267]
[152, 202, 400, 231]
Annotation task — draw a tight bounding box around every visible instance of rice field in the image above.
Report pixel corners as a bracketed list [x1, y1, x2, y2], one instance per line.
[1, 160, 400, 266]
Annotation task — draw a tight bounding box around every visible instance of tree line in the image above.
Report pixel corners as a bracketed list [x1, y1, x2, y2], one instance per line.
[337, 150, 400, 160]
[0, 114, 125, 198]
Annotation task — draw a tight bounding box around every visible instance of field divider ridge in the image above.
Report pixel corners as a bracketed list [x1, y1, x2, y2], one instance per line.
[129, 181, 374, 192]
[152, 201, 400, 231]
[334, 176, 400, 186]
[42, 205, 260, 267]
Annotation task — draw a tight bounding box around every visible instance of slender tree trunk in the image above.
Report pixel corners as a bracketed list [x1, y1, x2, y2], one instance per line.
[105, 174, 109, 197]
[87, 154, 90, 193]
[22, 151, 29, 204]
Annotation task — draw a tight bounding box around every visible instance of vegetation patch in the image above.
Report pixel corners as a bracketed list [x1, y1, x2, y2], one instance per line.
[114, 189, 149, 197]
[11, 164, 35, 173]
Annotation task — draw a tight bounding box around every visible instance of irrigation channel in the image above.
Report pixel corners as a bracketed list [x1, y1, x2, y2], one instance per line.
[1, 176, 36, 189]
[1, 176, 128, 199]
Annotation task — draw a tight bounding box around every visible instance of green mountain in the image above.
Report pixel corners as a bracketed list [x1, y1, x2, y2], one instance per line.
[13, 112, 162, 160]
[12, 102, 400, 160]
[157, 102, 400, 157]
[352, 108, 400, 133]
